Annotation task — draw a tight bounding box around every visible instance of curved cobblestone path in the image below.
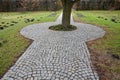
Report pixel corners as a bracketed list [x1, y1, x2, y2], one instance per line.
[2, 14, 105, 80]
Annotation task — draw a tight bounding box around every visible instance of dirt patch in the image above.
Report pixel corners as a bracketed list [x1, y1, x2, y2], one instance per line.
[87, 41, 120, 80]
[76, 13, 85, 18]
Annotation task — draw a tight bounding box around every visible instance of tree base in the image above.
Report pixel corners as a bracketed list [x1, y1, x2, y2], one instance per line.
[49, 24, 77, 31]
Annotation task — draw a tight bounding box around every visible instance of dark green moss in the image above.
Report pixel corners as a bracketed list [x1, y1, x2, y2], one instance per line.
[49, 24, 77, 31]
[0, 42, 2, 47]
[0, 27, 4, 30]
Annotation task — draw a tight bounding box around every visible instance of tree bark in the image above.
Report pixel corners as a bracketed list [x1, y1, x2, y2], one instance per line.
[61, 0, 79, 28]
[62, 1, 72, 28]
[61, 0, 73, 28]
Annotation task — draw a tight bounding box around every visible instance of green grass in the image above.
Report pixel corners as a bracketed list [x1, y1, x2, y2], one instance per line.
[0, 11, 61, 77]
[73, 10, 120, 56]
[73, 10, 120, 76]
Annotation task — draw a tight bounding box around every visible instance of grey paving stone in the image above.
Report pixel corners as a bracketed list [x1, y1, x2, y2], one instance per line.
[1, 14, 105, 80]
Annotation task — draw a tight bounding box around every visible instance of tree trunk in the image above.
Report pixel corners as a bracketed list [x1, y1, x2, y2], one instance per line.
[62, 1, 72, 28]
[61, 0, 79, 28]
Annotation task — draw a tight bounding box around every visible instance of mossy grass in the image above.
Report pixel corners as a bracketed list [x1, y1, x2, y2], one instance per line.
[49, 24, 77, 31]
[0, 11, 61, 77]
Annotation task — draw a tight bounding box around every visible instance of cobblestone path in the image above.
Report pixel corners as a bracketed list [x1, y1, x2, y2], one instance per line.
[2, 14, 105, 80]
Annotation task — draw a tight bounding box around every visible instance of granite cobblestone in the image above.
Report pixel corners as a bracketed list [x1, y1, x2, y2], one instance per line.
[1, 14, 105, 80]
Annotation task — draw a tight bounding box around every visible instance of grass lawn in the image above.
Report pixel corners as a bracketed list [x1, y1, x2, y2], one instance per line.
[0, 11, 61, 77]
[73, 11, 120, 80]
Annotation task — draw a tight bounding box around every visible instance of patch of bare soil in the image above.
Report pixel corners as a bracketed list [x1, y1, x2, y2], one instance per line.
[87, 41, 120, 80]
